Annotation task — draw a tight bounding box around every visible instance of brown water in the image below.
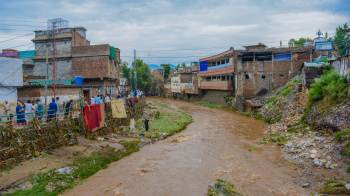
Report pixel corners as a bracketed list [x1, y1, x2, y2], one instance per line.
[64, 98, 308, 196]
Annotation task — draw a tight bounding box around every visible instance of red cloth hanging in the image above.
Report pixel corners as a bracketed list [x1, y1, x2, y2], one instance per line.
[83, 104, 102, 132]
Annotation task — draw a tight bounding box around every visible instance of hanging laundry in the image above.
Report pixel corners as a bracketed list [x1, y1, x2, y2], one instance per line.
[83, 104, 103, 132]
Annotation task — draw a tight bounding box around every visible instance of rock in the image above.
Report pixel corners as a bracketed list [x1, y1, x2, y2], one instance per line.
[313, 159, 323, 167]
[310, 149, 317, 154]
[97, 137, 105, 141]
[330, 163, 338, 169]
[302, 182, 311, 188]
[345, 183, 350, 190]
[310, 154, 317, 159]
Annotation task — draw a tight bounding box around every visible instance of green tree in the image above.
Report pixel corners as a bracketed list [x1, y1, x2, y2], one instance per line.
[120, 62, 131, 82]
[161, 64, 171, 80]
[334, 23, 350, 56]
[289, 37, 312, 47]
[132, 59, 152, 92]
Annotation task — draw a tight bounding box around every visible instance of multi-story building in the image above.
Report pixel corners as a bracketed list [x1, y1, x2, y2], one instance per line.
[198, 48, 240, 104]
[18, 18, 121, 102]
[199, 44, 312, 109]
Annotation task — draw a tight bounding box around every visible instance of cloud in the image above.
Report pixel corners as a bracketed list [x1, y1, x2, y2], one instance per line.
[0, 0, 348, 64]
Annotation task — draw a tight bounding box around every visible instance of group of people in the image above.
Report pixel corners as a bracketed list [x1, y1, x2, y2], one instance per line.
[14, 97, 74, 125]
[88, 94, 112, 105]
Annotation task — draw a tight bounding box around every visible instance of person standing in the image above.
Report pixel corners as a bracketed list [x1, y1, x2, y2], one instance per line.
[64, 99, 73, 118]
[24, 100, 34, 122]
[16, 101, 26, 125]
[47, 98, 58, 121]
[2, 100, 11, 122]
[35, 99, 44, 120]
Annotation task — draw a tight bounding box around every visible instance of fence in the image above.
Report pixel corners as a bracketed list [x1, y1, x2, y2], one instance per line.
[0, 97, 145, 170]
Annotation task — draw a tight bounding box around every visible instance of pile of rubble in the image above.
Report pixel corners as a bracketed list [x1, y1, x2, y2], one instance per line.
[283, 132, 342, 169]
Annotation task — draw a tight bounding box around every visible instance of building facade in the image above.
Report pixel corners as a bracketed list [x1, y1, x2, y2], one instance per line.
[18, 19, 121, 102]
[198, 44, 312, 109]
[171, 63, 199, 98]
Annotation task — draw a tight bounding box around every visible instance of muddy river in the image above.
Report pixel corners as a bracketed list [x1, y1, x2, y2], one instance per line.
[64, 98, 308, 196]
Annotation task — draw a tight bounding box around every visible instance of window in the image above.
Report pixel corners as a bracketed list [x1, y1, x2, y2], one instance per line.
[261, 74, 266, 79]
[245, 74, 250, 80]
[279, 74, 284, 77]
[221, 60, 225, 64]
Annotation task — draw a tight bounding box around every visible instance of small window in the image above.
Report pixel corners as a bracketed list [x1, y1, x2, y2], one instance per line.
[245, 74, 250, 80]
[261, 75, 266, 79]
[279, 74, 284, 77]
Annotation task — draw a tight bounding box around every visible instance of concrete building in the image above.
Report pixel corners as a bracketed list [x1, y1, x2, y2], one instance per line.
[199, 44, 312, 109]
[18, 18, 121, 102]
[171, 63, 199, 99]
[198, 49, 239, 104]
[0, 57, 23, 103]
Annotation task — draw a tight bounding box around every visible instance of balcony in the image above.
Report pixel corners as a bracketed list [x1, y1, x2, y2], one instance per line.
[199, 80, 233, 91]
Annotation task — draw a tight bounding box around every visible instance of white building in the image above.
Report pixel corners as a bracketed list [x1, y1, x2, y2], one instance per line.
[0, 57, 23, 104]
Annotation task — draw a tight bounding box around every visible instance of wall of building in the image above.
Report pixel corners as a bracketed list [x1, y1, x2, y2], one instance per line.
[200, 90, 232, 105]
[235, 52, 309, 98]
[72, 44, 109, 57]
[0, 87, 17, 104]
[18, 87, 80, 103]
[72, 31, 90, 46]
[35, 40, 72, 57]
[72, 56, 115, 78]
[33, 59, 72, 80]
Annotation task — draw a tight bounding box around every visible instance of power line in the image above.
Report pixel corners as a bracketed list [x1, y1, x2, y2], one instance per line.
[0, 33, 33, 44]
[0, 42, 33, 50]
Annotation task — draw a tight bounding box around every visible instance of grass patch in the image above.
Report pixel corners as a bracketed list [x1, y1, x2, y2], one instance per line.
[138, 101, 192, 140]
[335, 128, 350, 142]
[319, 179, 350, 194]
[195, 101, 226, 109]
[5, 140, 140, 196]
[262, 132, 290, 146]
[207, 179, 242, 196]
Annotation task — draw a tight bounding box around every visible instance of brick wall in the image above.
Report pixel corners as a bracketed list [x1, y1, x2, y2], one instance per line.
[72, 44, 109, 57]
[72, 31, 90, 47]
[235, 52, 307, 98]
[72, 56, 113, 78]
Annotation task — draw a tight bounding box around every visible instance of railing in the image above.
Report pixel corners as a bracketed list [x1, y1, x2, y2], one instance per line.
[200, 80, 232, 90]
[207, 63, 231, 71]
[0, 108, 80, 128]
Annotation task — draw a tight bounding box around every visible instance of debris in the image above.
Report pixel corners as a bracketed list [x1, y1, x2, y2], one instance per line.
[55, 167, 73, 174]
[97, 137, 105, 141]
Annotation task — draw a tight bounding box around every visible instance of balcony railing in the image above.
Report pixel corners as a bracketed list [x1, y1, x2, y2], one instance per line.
[199, 80, 232, 91]
[207, 63, 231, 71]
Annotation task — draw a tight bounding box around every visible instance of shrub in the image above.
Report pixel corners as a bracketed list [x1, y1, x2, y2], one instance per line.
[308, 70, 349, 105]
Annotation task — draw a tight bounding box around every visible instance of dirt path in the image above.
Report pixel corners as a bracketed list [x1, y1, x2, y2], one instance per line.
[64, 98, 308, 196]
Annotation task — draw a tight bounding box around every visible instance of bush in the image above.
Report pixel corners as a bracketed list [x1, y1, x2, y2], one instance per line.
[308, 70, 349, 105]
[208, 179, 242, 196]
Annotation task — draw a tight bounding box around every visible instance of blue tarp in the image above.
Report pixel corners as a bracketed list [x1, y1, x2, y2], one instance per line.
[273, 53, 291, 61]
[199, 61, 208, 72]
[18, 50, 36, 59]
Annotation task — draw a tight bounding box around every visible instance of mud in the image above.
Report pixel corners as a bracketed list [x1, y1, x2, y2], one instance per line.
[64, 98, 309, 196]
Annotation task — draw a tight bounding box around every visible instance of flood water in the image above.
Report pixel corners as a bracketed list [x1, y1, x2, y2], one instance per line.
[64, 98, 308, 196]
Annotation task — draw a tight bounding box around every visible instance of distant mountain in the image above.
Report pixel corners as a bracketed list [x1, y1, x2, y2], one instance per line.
[148, 64, 176, 70]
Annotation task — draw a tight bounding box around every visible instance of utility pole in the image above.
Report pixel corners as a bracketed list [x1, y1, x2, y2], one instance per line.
[45, 46, 49, 111]
[133, 49, 137, 93]
[52, 21, 57, 98]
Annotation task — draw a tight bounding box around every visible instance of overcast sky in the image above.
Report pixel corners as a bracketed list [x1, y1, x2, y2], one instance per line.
[0, 0, 349, 65]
